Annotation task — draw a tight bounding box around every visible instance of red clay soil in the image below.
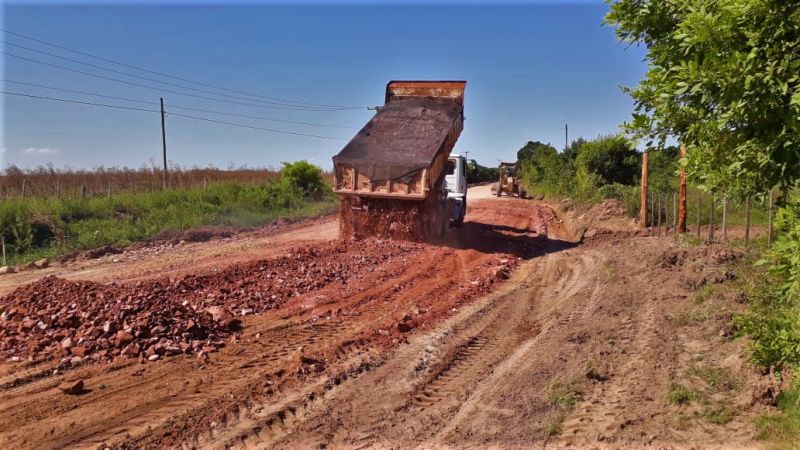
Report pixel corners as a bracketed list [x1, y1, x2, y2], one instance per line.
[0, 190, 773, 449]
[0, 193, 545, 449]
[338, 193, 449, 241]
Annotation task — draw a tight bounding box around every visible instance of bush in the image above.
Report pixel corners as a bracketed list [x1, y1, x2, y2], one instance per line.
[574, 134, 640, 187]
[518, 142, 576, 198]
[737, 204, 800, 373]
[281, 160, 327, 199]
[516, 134, 641, 208]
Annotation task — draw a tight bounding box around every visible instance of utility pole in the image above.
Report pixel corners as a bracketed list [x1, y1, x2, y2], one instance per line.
[565, 123, 569, 150]
[160, 97, 168, 190]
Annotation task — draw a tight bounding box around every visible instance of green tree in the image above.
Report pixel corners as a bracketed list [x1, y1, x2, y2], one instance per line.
[648, 145, 680, 193]
[606, 0, 800, 198]
[280, 160, 326, 199]
[606, 0, 800, 377]
[574, 134, 640, 186]
[465, 160, 499, 183]
[517, 141, 575, 197]
[517, 141, 557, 162]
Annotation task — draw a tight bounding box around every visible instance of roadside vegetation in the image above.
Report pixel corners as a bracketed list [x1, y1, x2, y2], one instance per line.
[0, 163, 286, 199]
[605, 0, 800, 445]
[465, 159, 500, 184]
[0, 160, 335, 266]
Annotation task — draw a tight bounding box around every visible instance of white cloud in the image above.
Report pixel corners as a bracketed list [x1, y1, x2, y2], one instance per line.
[23, 147, 60, 155]
[0, 148, 5, 167]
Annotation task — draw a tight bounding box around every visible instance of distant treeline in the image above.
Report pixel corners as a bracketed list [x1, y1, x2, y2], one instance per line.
[517, 135, 772, 226]
[466, 160, 499, 184]
[0, 164, 291, 199]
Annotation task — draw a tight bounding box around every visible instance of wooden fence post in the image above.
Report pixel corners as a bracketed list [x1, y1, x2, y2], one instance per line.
[768, 189, 774, 247]
[744, 196, 752, 248]
[677, 145, 688, 233]
[696, 192, 702, 238]
[657, 194, 663, 236]
[709, 194, 715, 242]
[640, 151, 649, 228]
[722, 196, 728, 242]
[21, 179, 26, 198]
[673, 192, 677, 235]
[1, 236, 6, 267]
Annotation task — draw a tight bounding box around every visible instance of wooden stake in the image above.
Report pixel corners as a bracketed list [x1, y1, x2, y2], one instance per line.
[744, 196, 752, 248]
[673, 192, 678, 235]
[657, 194, 663, 236]
[640, 151, 649, 228]
[722, 196, 728, 242]
[677, 145, 688, 233]
[768, 189, 774, 247]
[709, 194, 715, 242]
[696, 193, 702, 238]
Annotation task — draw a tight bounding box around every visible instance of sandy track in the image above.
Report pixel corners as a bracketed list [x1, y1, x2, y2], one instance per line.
[0, 187, 768, 449]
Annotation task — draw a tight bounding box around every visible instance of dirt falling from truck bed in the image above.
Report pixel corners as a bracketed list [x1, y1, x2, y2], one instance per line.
[338, 193, 448, 241]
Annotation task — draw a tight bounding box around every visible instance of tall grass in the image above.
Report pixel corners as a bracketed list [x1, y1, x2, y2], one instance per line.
[0, 177, 335, 266]
[0, 163, 333, 199]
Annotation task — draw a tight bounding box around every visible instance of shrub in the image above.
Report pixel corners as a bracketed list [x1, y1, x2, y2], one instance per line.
[737, 204, 800, 374]
[574, 134, 640, 186]
[280, 160, 327, 199]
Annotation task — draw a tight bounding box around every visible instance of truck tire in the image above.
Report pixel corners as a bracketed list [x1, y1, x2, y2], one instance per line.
[519, 187, 527, 199]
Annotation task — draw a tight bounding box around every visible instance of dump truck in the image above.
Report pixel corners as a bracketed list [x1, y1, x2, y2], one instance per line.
[490, 161, 527, 198]
[333, 80, 468, 240]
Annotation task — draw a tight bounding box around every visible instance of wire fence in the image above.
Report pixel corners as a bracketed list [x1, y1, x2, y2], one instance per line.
[643, 188, 776, 246]
[0, 165, 284, 200]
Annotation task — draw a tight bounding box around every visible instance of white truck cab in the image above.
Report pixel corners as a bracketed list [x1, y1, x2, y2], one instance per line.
[444, 154, 467, 227]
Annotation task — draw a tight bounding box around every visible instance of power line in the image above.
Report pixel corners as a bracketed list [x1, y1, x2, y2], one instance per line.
[2, 40, 362, 110]
[3, 79, 357, 128]
[4, 51, 357, 112]
[2, 91, 349, 140]
[2, 28, 366, 110]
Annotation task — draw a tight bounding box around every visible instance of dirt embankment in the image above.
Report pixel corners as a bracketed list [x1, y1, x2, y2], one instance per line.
[0, 189, 773, 449]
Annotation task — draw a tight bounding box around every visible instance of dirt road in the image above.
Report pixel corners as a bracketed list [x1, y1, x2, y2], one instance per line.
[0, 186, 771, 449]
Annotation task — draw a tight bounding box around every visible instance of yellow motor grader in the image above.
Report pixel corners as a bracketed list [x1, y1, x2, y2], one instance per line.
[490, 162, 527, 198]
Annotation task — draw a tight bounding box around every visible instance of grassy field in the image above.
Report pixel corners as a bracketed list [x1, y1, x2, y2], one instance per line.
[0, 178, 335, 266]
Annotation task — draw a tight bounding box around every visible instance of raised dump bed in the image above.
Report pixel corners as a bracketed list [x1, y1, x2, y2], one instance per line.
[333, 81, 467, 240]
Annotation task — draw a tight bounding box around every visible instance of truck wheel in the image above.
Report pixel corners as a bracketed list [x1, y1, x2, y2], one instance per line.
[519, 187, 527, 199]
[495, 185, 502, 197]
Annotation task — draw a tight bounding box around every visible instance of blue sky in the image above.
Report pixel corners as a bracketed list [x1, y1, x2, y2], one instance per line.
[1, 1, 647, 170]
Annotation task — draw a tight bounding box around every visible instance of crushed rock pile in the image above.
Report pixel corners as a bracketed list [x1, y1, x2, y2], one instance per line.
[0, 239, 422, 365]
[0, 276, 230, 365]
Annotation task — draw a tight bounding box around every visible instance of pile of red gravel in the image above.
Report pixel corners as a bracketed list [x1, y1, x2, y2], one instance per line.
[0, 239, 423, 365]
[0, 276, 232, 365]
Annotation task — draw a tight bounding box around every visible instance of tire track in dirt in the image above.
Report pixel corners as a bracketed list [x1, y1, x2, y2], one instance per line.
[559, 290, 664, 445]
[0, 193, 563, 449]
[252, 239, 585, 449]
